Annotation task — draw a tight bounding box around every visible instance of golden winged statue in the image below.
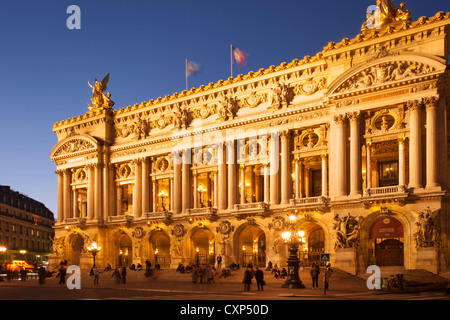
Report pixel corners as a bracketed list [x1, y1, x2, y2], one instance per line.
[362, 0, 411, 33]
[88, 73, 115, 110]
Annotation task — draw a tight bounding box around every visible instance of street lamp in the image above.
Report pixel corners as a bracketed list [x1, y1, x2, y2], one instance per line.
[281, 215, 305, 289]
[154, 248, 158, 266]
[196, 247, 200, 266]
[87, 241, 101, 268]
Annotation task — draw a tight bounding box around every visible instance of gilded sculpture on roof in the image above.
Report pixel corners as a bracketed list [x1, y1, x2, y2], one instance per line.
[88, 73, 115, 110]
[362, 0, 411, 33]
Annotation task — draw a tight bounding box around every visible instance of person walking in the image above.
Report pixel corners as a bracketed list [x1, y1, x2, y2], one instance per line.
[310, 265, 320, 289]
[93, 266, 100, 285]
[217, 255, 222, 269]
[112, 268, 121, 284]
[255, 267, 265, 291]
[192, 266, 200, 288]
[38, 267, 46, 285]
[121, 267, 127, 284]
[243, 267, 253, 292]
[324, 263, 333, 291]
[57, 264, 66, 285]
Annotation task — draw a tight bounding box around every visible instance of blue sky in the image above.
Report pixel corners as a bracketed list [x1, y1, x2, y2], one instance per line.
[0, 0, 449, 218]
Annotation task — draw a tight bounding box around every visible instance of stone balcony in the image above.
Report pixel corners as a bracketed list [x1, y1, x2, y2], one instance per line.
[107, 214, 134, 224]
[234, 202, 269, 213]
[289, 196, 329, 212]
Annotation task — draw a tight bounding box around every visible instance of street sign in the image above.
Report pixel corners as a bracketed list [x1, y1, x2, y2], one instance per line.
[320, 253, 330, 262]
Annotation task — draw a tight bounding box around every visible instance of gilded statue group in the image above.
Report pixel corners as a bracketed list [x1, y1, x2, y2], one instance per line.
[88, 73, 115, 110]
[362, 0, 411, 33]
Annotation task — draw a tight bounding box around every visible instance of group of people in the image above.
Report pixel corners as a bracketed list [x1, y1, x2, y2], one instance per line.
[191, 264, 217, 286]
[310, 262, 333, 290]
[242, 263, 265, 292]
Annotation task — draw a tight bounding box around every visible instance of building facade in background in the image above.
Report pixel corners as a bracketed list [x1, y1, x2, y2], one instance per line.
[50, 3, 450, 275]
[0, 186, 55, 266]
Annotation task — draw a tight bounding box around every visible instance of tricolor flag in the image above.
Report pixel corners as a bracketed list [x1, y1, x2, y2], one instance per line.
[185, 59, 201, 90]
[232, 46, 249, 68]
[186, 59, 201, 77]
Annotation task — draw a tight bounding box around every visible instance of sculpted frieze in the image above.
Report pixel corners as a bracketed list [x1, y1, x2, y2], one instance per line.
[336, 61, 435, 93]
[295, 77, 327, 96]
[53, 139, 96, 157]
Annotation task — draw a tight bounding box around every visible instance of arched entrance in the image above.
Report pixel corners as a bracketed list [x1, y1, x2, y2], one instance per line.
[296, 223, 326, 267]
[70, 234, 84, 266]
[238, 225, 266, 267]
[114, 233, 133, 268]
[191, 228, 215, 266]
[369, 217, 404, 266]
[149, 231, 171, 268]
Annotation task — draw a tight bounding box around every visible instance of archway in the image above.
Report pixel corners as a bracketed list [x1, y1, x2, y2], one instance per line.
[369, 216, 404, 266]
[113, 233, 133, 268]
[149, 231, 171, 268]
[191, 228, 215, 266]
[238, 225, 266, 268]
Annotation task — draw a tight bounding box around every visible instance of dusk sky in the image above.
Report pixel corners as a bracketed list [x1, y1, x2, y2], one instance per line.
[0, 0, 449, 219]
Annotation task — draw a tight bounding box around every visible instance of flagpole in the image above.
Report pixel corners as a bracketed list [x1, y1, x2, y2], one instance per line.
[185, 58, 188, 91]
[230, 44, 233, 78]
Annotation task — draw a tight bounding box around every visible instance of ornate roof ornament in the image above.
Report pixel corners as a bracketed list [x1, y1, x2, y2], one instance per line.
[362, 0, 411, 34]
[88, 73, 115, 110]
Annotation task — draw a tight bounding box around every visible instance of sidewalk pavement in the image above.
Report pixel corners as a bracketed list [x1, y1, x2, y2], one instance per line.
[0, 267, 428, 299]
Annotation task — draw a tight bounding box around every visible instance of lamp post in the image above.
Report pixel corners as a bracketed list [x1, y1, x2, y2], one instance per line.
[196, 247, 200, 266]
[281, 215, 305, 289]
[87, 241, 101, 268]
[154, 248, 158, 266]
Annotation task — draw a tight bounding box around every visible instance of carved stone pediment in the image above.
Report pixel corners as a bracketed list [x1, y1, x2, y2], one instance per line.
[336, 60, 435, 93]
[53, 139, 96, 157]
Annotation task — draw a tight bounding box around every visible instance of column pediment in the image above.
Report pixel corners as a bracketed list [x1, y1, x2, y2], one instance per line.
[327, 53, 446, 98]
[50, 134, 100, 159]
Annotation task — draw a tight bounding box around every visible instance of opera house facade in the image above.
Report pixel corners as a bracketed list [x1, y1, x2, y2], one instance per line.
[50, 3, 450, 275]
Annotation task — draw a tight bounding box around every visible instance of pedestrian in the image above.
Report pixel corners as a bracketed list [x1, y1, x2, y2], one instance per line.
[38, 266, 46, 285]
[217, 254, 222, 269]
[255, 267, 265, 291]
[242, 267, 253, 291]
[310, 265, 320, 289]
[93, 266, 100, 285]
[57, 264, 66, 285]
[192, 266, 200, 288]
[324, 263, 333, 290]
[112, 268, 121, 284]
[206, 265, 215, 284]
[121, 267, 127, 284]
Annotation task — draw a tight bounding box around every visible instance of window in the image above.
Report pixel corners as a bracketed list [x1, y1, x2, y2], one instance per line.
[379, 161, 399, 187]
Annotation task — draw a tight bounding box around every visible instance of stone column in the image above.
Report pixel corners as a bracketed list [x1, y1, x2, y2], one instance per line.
[213, 170, 218, 207]
[280, 130, 292, 204]
[218, 143, 227, 210]
[152, 178, 157, 212]
[227, 140, 237, 209]
[349, 112, 361, 196]
[142, 158, 150, 216]
[87, 165, 95, 220]
[117, 184, 122, 216]
[366, 143, 372, 190]
[134, 160, 142, 218]
[425, 97, 439, 189]
[182, 149, 191, 212]
[56, 170, 64, 223]
[294, 159, 303, 199]
[73, 188, 79, 218]
[334, 114, 347, 197]
[94, 164, 102, 221]
[263, 164, 270, 204]
[63, 169, 71, 221]
[408, 100, 423, 189]
[240, 164, 246, 204]
[193, 171, 198, 209]
[269, 131, 280, 205]
[172, 151, 182, 214]
[321, 154, 328, 197]
[398, 138, 406, 187]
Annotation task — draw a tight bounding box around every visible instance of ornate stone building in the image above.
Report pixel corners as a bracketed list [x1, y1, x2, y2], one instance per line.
[50, 3, 450, 275]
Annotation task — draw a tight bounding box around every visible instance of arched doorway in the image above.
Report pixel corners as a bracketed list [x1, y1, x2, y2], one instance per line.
[149, 231, 171, 268]
[70, 234, 84, 266]
[369, 217, 404, 266]
[114, 233, 133, 268]
[238, 225, 266, 268]
[191, 228, 215, 266]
